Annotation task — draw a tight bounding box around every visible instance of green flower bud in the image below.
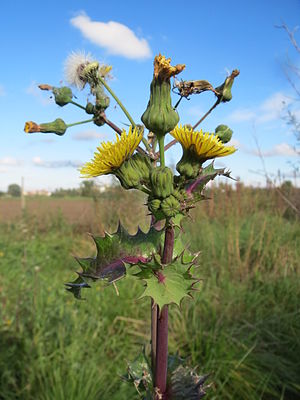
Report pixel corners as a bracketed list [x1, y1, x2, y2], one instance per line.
[173, 189, 187, 201]
[161, 195, 181, 218]
[115, 154, 152, 190]
[52, 87, 73, 107]
[147, 197, 165, 220]
[93, 112, 106, 127]
[215, 124, 233, 144]
[150, 166, 174, 199]
[148, 198, 161, 213]
[95, 86, 110, 111]
[24, 118, 67, 136]
[176, 147, 201, 179]
[85, 102, 95, 114]
[128, 153, 152, 183]
[141, 55, 185, 138]
[215, 69, 239, 103]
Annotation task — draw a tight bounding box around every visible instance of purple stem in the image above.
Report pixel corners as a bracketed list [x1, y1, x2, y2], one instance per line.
[155, 224, 174, 399]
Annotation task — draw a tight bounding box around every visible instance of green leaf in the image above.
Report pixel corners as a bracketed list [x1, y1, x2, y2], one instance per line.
[123, 350, 153, 397]
[65, 223, 164, 299]
[171, 214, 196, 264]
[140, 260, 198, 310]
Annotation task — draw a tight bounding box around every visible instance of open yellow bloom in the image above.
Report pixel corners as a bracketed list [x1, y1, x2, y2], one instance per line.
[171, 125, 236, 159]
[80, 126, 143, 178]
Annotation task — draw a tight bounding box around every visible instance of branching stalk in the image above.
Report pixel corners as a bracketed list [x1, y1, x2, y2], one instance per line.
[67, 118, 94, 128]
[153, 98, 222, 159]
[193, 99, 220, 130]
[70, 100, 86, 111]
[97, 75, 151, 152]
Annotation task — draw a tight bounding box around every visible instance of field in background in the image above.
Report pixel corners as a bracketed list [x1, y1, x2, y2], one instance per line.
[0, 185, 299, 399]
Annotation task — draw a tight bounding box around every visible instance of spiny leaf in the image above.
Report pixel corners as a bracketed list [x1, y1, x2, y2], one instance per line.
[170, 365, 210, 399]
[122, 350, 153, 397]
[172, 214, 196, 264]
[139, 260, 198, 310]
[65, 276, 91, 300]
[186, 161, 234, 196]
[65, 223, 164, 299]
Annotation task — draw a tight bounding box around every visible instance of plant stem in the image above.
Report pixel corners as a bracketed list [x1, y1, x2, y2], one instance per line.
[97, 76, 151, 152]
[70, 100, 86, 111]
[151, 299, 158, 374]
[155, 224, 174, 399]
[67, 118, 94, 128]
[98, 76, 135, 127]
[192, 98, 220, 130]
[152, 99, 222, 160]
[158, 136, 165, 167]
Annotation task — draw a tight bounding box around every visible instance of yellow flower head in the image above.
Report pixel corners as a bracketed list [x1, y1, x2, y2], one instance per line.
[171, 125, 236, 159]
[154, 54, 185, 81]
[80, 126, 143, 178]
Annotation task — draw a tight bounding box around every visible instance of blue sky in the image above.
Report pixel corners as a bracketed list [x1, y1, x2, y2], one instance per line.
[0, 0, 300, 191]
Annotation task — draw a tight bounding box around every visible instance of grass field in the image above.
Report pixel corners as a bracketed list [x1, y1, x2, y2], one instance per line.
[0, 185, 299, 399]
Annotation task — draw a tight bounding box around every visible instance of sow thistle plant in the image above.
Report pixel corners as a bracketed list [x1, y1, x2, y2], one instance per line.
[25, 52, 238, 399]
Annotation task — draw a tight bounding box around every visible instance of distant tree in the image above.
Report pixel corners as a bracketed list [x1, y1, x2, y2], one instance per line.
[0, 191, 5, 197]
[80, 180, 98, 197]
[51, 187, 80, 197]
[8, 184, 21, 197]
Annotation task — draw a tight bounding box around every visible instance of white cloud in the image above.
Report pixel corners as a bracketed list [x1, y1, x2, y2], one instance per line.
[0, 84, 5, 96]
[187, 105, 205, 118]
[262, 143, 299, 157]
[228, 92, 293, 124]
[70, 13, 152, 60]
[32, 156, 82, 168]
[72, 129, 105, 141]
[0, 157, 22, 166]
[257, 92, 292, 123]
[249, 143, 299, 157]
[228, 109, 256, 122]
[228, 138, 241, 148]
[32, 156, 43, 166]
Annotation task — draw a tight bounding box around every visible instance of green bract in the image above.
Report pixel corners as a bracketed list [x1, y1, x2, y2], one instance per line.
[52, 86, 73, 107]
[115, 153, 152, 190]
[150, 166, 174, 199]
[176, 148, 202, 179]
[141, 78, 179, 138]
[39, 118, 67, 136]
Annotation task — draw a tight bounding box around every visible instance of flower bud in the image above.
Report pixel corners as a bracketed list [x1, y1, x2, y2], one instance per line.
[173, 189, 187, 202]
[24, 118, 67, 136]
[147, 197, 165, 220]
[115, 154, 152, 190]
[215, 69, 239, 103]
[85, 102, 95, 114]
[161, 195, 181, 218]
[215, 124, 233, 144]
[141, 55, 185, 138]
[176, 148, 201, 179]
[52, 86, 73, 107]
[150, 166, 174, 199]
[148, 198, 161, 213]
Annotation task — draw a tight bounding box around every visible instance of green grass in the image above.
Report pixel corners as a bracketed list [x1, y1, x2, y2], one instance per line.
[0, 188, 299, 399]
